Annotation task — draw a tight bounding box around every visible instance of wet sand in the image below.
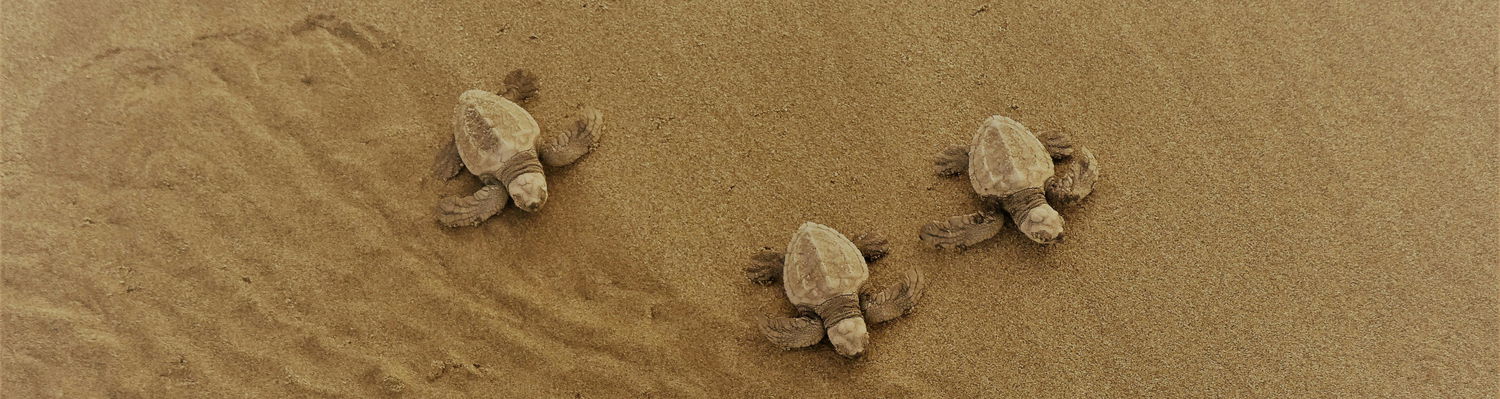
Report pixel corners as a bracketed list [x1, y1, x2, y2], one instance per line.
[3, 1, 1496, 397]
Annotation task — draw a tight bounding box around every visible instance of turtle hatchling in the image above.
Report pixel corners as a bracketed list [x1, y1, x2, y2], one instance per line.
[432, 69, 604, 227]
[921, 115, 1099, 247]
[745, 222, 926, 359]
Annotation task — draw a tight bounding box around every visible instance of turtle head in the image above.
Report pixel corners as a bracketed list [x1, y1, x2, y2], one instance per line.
[1019, 204, 1064, 244]
[507, 172, 549, 212]
[826, 318, 869, 359]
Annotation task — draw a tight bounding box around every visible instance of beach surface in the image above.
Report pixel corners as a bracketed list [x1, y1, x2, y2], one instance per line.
[3, 1, 1497, 397]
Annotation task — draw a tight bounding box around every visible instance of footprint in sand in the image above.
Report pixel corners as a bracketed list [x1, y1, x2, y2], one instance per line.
[7, 14, 472, 397]
[6, 13, 681, 397]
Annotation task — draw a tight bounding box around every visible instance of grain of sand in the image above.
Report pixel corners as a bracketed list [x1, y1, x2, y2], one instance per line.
[3, 1, 1497, 397]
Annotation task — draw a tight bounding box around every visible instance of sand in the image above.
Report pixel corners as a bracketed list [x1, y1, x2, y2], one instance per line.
[2, 1, 1496, 397]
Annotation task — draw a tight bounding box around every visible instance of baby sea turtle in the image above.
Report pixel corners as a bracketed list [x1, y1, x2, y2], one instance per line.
[921, 115, 1098, 247]
[745, 222, 926, 358]
[432, 69, 604, 227]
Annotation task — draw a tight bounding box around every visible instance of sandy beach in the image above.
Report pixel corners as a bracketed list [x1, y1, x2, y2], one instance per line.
[3, 1, 1496, 397]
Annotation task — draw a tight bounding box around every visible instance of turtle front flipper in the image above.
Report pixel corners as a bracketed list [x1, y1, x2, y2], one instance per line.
[760, 316, 826, 349]
[861, 269, 926, 325]
[934, 145, 969, 176]
[919, 212, 1003, 249]
[539, 108, 604, 168]
[851, 232, 889, 263]
[437, 185, 508, 227]
[1045, 146, 1098, 207]
[432, 137, 465, 180]
[744, 248, 785, 285]
[499, 69, 539, 107]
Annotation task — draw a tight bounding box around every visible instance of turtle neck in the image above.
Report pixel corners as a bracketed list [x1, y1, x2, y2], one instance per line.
[814, 293, 862, 329]
[999, 187, 1046, 225]
[497, 150, 543, 185]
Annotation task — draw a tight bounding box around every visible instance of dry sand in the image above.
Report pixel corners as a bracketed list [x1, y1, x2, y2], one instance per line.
[3, 1, 1497, 397]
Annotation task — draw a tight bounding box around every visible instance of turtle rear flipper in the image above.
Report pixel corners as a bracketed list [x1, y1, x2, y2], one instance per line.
[934, 145, 969, 176]
[745, 248, 785, 285]
[760, 316, 825, 349]
[919, 212, 1003, 249]
[1035, 130, 1075, 160]
[1046, 146, 1098, 206]
[539, 108, 604, 168]
[850, 232, 889, 263]
[433, 138, 465, 180]
[500, 69, 539, 107]
[437, 185, 508, 227]
[861, 269, 926, 325]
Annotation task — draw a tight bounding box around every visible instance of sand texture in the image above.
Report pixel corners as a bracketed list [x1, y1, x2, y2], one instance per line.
[3, 1, 1497, 397]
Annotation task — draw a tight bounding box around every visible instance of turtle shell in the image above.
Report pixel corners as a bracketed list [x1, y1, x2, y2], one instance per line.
[453, 89, 541, 178]
[968, 115, 1053, 197]
[782, 222, 869, 309]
